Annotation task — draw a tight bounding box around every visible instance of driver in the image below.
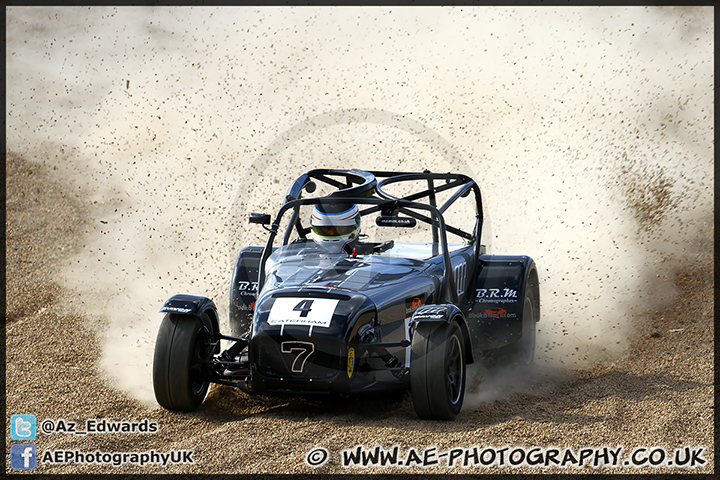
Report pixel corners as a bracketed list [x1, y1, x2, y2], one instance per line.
[310, 202, 361, 253]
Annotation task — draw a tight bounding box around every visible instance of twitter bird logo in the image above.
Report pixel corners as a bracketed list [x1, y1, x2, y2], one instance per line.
[11, 414, 37, 440]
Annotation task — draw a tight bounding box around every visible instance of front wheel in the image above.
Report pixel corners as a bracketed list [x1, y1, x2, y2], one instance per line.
[153, 313, 214, 411]
[410, 321, 466, 420]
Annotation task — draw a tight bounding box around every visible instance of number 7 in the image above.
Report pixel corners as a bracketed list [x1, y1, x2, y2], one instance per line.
[281, 341, 315, 373]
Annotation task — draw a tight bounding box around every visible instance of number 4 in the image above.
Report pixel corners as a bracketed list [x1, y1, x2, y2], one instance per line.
[293, 299, 314, 318]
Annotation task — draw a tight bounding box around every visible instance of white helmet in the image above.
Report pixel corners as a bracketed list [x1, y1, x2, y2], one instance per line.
[310, 203, 361, 252]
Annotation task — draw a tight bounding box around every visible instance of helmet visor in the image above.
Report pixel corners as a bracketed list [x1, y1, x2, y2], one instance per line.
[311, 224, 357, 238]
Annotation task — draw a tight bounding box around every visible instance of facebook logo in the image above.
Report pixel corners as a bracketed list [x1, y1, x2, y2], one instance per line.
[10, 414, 37, 440]
[10, 444, 37, 470]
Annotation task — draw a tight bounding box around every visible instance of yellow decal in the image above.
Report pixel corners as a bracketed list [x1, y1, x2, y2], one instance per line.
[347, 348, 355, 379]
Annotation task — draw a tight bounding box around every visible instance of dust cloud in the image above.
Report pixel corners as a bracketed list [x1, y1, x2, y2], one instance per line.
[5, 7, 713, 406]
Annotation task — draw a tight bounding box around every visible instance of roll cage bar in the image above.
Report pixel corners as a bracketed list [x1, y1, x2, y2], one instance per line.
[254, 169, 484, 305]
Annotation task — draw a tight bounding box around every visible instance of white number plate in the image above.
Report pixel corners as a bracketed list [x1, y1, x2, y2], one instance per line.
[267, 298, 339, 327]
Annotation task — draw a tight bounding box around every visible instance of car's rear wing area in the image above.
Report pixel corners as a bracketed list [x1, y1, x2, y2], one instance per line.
[468, 255, 540, 351]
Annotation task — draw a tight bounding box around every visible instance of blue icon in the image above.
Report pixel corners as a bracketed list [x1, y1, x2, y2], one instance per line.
[10, 414, 37, 440]
[11, 444, 37, 470]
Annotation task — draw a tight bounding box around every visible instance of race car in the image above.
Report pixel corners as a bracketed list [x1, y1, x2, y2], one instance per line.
[152, 169, 539, 420]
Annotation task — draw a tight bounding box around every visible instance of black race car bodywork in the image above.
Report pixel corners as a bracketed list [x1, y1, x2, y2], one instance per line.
[153, 169, 539, 419]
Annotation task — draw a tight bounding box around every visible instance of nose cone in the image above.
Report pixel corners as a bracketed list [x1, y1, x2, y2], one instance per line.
[249, 289, 376, 382]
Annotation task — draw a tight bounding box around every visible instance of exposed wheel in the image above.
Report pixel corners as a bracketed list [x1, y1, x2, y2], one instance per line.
[503, 288, 537, 366]
[153, 313, 214, 411]
[410, 321, 466, 420]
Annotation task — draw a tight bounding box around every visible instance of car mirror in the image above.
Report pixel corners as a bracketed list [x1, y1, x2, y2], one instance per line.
[249, 213, 271, 225]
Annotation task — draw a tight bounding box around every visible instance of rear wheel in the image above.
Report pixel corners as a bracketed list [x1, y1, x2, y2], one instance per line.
[502, 288, 537, 366]
[153, 313, 214, 411]
[410, 321, 466, 420]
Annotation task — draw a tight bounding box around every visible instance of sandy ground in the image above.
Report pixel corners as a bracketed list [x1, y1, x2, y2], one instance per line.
[5, 150, 713, 474]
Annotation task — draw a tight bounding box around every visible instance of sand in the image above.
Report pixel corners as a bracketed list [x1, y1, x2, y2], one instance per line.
[5, 151, 713, 474]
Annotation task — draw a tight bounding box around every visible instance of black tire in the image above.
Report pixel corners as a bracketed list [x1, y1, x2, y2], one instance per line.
[503, 288, 537, 366]
[410, 321, 466, 420]
[153, 313, 213, 411]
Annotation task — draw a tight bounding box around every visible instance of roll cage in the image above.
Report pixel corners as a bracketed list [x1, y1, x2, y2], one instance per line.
[252, 169, 484, 305]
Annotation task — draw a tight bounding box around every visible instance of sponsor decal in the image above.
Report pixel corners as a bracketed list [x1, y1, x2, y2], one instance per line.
[416, 306, 445, 315]
[475, 288, 518, 303]
[236, 301, 256, 312]
[412, 306, 447, 320]
[268, 298, 339, 327]
[347, 348, 355, 378]
[415, 314, 444, 319]
[160, 306, 193, 314]
[237, 281, 258, 294]
[376, 216, 417, 227]
[469, 307, 518, 319]
[405, 295, 425, 315]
